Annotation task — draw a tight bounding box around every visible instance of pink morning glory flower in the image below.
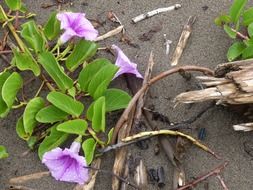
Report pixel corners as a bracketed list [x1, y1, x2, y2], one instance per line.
[112, 45, 143, 79]
[57, 12, 98, 43]
[42, 141, 89, 184]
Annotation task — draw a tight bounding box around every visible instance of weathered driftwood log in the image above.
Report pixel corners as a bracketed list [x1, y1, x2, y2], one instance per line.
[175, 59, 253, 131]
[175, 59, 253, 104]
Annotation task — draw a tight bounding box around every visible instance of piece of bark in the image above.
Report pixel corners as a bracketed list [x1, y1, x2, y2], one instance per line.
[171, 16, 196, 66]
[134, 160, 148, 189]
[175, 59, 253, 104]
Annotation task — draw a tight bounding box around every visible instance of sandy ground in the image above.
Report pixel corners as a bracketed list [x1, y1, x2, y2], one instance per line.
[1, 0, 253, 189]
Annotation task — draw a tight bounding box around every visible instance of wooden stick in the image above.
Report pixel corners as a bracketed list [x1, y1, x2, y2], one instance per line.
[122, 130, 218, 158]
[177, 162, 228, 190]
[8, 185, 35, 190]
[9, 171, 49, 184]
[111, 65, 214, 144]
[132, 4, 181, 23]
[171, 16, 196, 66]
[95, 25, 124, 41]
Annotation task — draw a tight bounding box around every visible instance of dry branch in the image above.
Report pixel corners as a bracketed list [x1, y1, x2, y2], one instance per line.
[9, 171, 49, 184]
[132, 4, 181, 23]
[171, 16, 196, 66]
[177, 162, 228, 190]
[95, 25, 124, 41]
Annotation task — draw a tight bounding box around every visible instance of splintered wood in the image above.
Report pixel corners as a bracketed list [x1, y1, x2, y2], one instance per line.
[175, 59, 253, 104]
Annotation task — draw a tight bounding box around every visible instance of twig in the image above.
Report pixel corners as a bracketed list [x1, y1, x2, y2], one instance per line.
[9, 171, 50, 184]
[177, 162, 228, 190]
[111, 65, 214, 144]
[95, 25, 124, 41]
[216, 175, 229, 190]
[164, 34, 172, 55]
[122, 130, 218, 158]
[0, 50, 12, 54]
[171, 16, 196, 66]
[231, 28, 249, 40]
[132, 4, 182, 23]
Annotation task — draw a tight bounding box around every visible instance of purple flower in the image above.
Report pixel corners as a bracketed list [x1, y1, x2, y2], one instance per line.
[42, 141, 89, 184]
[112, 45, 143, 79]
[57, 12, 98, 43]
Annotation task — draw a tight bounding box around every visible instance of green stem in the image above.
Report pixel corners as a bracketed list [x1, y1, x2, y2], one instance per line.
[12, 101, 27, 109]
[34, 81, 45, 97]
[7, 22, 25, 52]
[57, 44, 73, 60]
[87, 128, 105, 146]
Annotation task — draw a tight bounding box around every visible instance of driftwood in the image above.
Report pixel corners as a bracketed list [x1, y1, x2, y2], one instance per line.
[175, 59, 253, 131]
[175, 59, 253, 104]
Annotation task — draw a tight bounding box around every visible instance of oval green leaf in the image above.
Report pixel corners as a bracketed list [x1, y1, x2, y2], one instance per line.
[104, 88, 131, 112]
[16, 116, 30, 140]
[38, 126, 68, 160]
[57, 119, 88, 135]
[242, 45, 253, 59]
[88, 64, 118, 99]
[82, 138, 97, 165]
[66, 40, 98, 72]
[38, 52, 73, 91]
[229, 0, 248, 23]
[92, 96, 105, 132]
[78, 58, 111, 92]
[0, 145, 8, 159]
[21, 20, 46, 53]
[13, 48, 41, 76]
[36, 105, 69, 123]
[2, 72, 23, 108]
[248, 23, 253, 38]
[43, 12, 60, 40]
[227, 42, 246, 61]
[224, 25, 236, 39]
[0, 72, 10, 117]
[47, 91, 84, 117]
[23, 97, 45, 135]
[4, 0, 21, 11]
[243, 7, 253, 26]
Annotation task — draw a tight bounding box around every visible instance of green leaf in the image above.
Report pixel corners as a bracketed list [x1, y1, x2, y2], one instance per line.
[242, 45, 253, 59]
[5, 0, 21, 11]
[21, 20, 46, 53]
[104, 89, 131, 112]
[214, 15, 231, 26]
[248, 23, 253, 38]
[23, 97, 45, 135]
[47, 91, 84, 117]
[43, 12, 61, 40]
[224, 25, 236, 39]
[0, 145, 8, 159]
[227, 42, 246, 61]
[82, 138, 97, 165]
[36, 105, 68, 123]
[78, 58, 111, 92]
[229, 0, 248, 23]
[13, 48, 41, 76]
[16, 116, 30, 140]
[243, 7, 253, 26]
[38, 126, 68, 160]
[57, 119, 88, 135]
[0, 72, 10, 117]
[92, 97, 106, 132]
[107, 128, 114, 145]
[2, 72, 23, 108]
[38, 52, 73, 91]
[66, 40, 98, 72]
[88, 64, 118, 99]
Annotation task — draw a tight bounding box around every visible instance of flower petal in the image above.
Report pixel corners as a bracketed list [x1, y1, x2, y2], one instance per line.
[59, 160, 89, 184]
[112, 44, 143, 79]
[59, 29, 76, 44]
